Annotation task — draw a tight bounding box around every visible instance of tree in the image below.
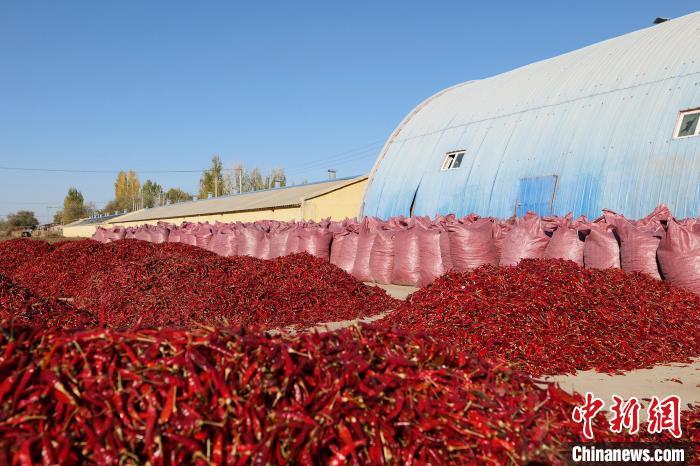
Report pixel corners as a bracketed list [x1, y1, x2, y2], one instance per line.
[113, 170, 141, 211]
[249, 167, 264, 192]
[141, 180, 164, 208]
[126, 170, 140, 209]
[6, 211, 39, 229]
[55, 187, 89, 224]
[225, 164, 287, 193]
[114, 171, 129, 207]
[270, 168, 287, 188]
[165, 188, 193, 204]
[198, 155, 228, 199]
[227, 163, 252, 193]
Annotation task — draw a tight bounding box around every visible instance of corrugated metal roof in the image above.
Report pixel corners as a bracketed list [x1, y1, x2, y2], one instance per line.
[65, 213, 124, 227]
[362, 12, 700, 220]
[108, 175, 367, 223]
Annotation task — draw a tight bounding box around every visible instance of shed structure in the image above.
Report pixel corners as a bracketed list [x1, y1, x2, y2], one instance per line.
[361, 13, 700, 220]
[73, 175, 368, 232]
[62, 213, 125, 238]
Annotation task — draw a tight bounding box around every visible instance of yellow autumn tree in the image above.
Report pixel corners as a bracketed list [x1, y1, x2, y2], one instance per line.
[126, 170, 140, 208]
[114, 171, 128, 206]
[109, 170, 141, 211]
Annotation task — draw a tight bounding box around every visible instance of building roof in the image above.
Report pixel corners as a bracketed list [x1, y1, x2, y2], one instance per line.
[362, 12, 700, 220]
[108, 175, 367, 223]
[64, 213, 125, 227]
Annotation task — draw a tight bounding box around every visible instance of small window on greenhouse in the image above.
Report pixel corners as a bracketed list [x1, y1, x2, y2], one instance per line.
[441, 151, 465, 171]
[674, 108, 700, 138]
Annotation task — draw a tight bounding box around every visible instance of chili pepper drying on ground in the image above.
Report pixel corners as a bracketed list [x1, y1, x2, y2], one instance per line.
[384, 259, 700, 376]
[3, 322, 694, 465]
[1, 240, 397, 330]
[0, 274, 95, 328]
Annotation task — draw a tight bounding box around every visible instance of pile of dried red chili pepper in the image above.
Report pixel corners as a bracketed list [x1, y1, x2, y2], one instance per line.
[0, 239, 396, 330]
[2, 323, 690, 465]
[0, 274, 94, 329]
[384, 259, 700, 376]
[0, 240, 699, 463]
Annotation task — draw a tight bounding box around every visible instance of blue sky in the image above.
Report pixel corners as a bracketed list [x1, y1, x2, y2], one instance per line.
[1, 1, 698, 223]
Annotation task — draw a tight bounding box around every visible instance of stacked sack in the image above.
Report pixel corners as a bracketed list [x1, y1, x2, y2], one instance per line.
[92, 204, 700, 294]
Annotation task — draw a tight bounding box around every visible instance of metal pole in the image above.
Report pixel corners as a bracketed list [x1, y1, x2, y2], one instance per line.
[236, 168, 243, 194]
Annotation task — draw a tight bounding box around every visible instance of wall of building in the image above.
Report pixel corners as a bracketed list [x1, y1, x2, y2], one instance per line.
[102, 179, 369, 229]
[62, 224, 105, 238]
[302, 178, 367, 220]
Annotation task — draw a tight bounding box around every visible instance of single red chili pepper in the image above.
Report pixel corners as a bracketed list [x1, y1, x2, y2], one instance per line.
[159, 385, 177, 425]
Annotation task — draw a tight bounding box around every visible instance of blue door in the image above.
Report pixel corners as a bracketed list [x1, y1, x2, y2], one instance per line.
[516, 175, 558, 217]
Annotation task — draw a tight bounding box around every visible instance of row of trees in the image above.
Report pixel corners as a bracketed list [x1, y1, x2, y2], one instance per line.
[197, 156, 287, 199]
[101, 170, 194, 214]
[52, 156, 290, 224]
[0, 211, 39, 233]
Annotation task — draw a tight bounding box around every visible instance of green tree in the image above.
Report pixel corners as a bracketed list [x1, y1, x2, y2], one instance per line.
[165, 188, 193, 204]
[199, 155, 227, 199]
[6, 211, 39, 229]
[141, 179, 164, 208]
[56, 187, 89, 224]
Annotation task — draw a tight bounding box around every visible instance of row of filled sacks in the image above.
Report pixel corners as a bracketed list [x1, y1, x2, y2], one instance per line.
[93, 220, 341, 261]
[329, 205, 700, 294]
[207, 221, 338, 260]
[92, 205, 700, 294]
[93, 223, 173, 244]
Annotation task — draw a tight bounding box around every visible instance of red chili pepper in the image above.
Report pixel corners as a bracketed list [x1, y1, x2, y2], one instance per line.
[0, 241, 698, 464]
[159, 385, 177, 424]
